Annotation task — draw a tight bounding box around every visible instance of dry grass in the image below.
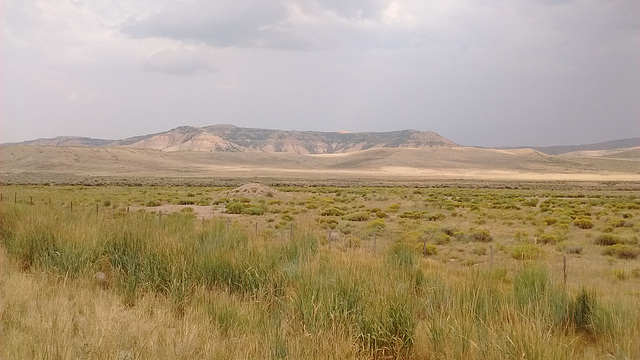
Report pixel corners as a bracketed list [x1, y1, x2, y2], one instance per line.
[1, 184, 640, 359]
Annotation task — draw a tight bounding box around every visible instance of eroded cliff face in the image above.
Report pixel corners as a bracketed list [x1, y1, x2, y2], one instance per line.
[115, 125, 459, 154]
[5, 125, 459, 154]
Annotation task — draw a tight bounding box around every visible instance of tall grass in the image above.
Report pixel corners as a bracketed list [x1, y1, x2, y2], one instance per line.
[1, 202, 639, 359]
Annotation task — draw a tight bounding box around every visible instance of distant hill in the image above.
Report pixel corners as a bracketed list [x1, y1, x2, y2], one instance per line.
[532, 138, 640, 155]
[6, 125, 459, 154]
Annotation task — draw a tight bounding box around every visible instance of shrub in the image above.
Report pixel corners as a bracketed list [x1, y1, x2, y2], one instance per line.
[608, 217, 627, 228]
[423, 243, 438, 256]
[225, 202, 246, 214]
[602, 244, 640, 259]
[564, 245, 583, 255]
[594, 234, 622, 246]
[387, 204, 401, 213]
[315, 217, 339, 229]
[543, 217, 558, 226]
[515, 231, 529, 242]
[374, 210, 388, 219]
[146, 200, 162, 207]
[244, 206, 265, 216]
[472, 245, 487, 256]
[178, 199, 195, 205]
[509, 244, 545, 260]
[399, 211, 423, 220]
[343, 212, 370, 222]
[537, 234, 558, 245]
[426, 212, 445, 221]
[434, 233, 452, 245]
[469, 229, 493, 243]
[321, 207, 345, 217]
[573, 217, 594, 229]
[366, 219, 386, 231]
[453, 231, 467, 241]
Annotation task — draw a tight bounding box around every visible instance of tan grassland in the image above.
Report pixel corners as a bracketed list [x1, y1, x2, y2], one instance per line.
[1, 145, 638, 182]
[1, 144, 639, 359]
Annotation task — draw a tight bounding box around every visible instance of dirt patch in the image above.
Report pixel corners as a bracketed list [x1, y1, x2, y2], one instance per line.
[226, 182, 277, 198]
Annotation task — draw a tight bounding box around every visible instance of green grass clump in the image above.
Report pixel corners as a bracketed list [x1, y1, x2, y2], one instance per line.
[387, 242, 418, 269]
[509, 244, 545, 260]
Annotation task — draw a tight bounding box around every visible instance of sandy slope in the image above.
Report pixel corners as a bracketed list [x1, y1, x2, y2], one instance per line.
[0, 145, 638, 181]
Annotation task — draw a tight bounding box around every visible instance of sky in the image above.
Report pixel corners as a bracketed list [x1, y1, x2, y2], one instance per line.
[2, 0, 639, 147]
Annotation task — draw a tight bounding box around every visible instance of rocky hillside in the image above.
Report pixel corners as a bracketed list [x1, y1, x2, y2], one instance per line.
[8, 125, 459, 154]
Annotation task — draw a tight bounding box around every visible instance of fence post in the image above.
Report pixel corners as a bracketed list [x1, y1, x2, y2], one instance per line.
[96, 203, 99, 216]
[563, 256, 567, 288]
[30, 196, 33, 205]
[290, 223, 293, 241]
[70, 201, 73, 211]
[0, 193, 3, 201]
[255, 222, 258, 236]
[15, 192, 17, 204]
[327, 229, 331, 248]
[490, 245, 494, 270]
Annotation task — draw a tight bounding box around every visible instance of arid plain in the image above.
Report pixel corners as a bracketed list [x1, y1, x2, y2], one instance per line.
[1, 134, 639, 359]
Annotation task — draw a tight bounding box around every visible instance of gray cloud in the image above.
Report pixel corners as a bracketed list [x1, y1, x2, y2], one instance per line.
[123, 1, 292, 48]
[142, 47, 216, 76]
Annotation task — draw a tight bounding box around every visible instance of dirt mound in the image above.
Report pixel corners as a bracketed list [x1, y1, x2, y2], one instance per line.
[227, 183, 277, 197]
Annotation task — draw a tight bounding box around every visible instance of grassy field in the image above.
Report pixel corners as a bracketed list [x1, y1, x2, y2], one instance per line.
[1, 183, 639, 359]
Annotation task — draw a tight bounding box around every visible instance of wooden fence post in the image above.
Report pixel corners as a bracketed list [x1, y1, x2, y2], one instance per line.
[490, 245, 494, 270]
[563, 256, 567, 288]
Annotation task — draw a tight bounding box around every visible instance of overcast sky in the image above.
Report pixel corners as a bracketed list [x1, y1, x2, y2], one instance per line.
[2, 0, 639, 147]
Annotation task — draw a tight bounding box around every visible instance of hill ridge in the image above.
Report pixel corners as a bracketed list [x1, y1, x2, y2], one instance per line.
[5, 125, 459, 154]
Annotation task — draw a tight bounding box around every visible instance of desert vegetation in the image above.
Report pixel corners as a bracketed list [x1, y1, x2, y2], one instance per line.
[1, 183, 639, 359]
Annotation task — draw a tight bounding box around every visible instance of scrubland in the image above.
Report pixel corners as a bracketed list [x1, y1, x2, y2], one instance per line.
[1, 183, 639, 359]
